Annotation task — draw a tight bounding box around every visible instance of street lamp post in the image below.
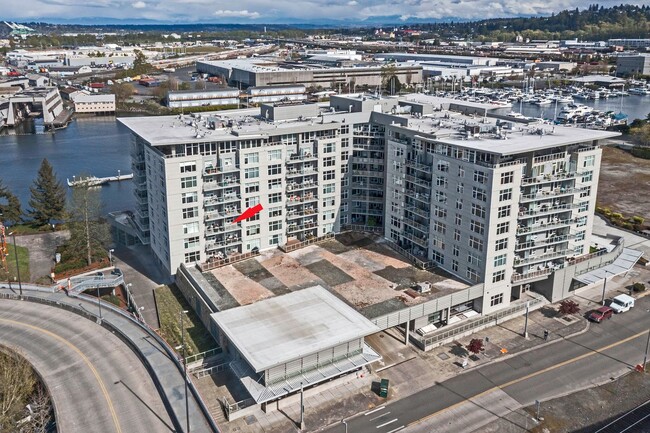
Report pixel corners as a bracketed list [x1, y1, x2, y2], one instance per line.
[108, 248, 114, 266]
[342, 419, 348, 433]
[178, 310, 190, 433]
[601, 273, 608, 305]
[96, 286, 103, 323]
[643, 329, 650, 372]
[523, 301, 530, 339]
[9, 232, 22, 298]
[126, 283, 133, 312]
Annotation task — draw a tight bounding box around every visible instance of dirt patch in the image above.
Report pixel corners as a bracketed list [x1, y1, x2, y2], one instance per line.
[233, 259, 289, 295]
[598, 146, 650, 218]
[374, 265, 444, 290]
[305, 259, 354, 287]
[318, 238, 354, 255]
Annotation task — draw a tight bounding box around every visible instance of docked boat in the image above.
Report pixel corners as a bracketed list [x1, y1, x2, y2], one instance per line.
[629, 87, 649, 95]
[67, 171, 134, 187]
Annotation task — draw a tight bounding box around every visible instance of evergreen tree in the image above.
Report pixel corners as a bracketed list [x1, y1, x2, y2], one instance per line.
[0, 179, 22, 226]
[28, 159, 66, 227]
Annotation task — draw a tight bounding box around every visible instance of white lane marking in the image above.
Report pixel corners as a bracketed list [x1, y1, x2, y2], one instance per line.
[365, 406, 386, 416]
[376, 418, 398, 429]
[370, 411, 391, 421]
[386, 427, 405, 433]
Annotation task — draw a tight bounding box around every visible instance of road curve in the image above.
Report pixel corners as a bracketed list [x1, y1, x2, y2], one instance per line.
[0, 300, 175, 433]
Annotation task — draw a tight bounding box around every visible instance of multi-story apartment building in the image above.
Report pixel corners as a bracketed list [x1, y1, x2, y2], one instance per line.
[119, 94, 617, 316]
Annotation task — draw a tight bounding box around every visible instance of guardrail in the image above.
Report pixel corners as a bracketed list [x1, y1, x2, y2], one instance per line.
[222, 396, 256, 421]
[415, 297, 545, 350]
[278, 233, 335, 253]
[185, 347, 223, 365]
[195, 362, 227, 379]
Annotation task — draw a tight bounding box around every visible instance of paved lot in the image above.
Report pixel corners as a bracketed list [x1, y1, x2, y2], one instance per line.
[14, 230, 70, 282]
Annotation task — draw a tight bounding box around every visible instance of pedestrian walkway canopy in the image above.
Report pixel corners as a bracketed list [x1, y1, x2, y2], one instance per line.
[573, 248, 644, 285]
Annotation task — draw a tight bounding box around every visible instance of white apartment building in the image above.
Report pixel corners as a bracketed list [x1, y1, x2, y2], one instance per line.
[119, 94, 618, 317]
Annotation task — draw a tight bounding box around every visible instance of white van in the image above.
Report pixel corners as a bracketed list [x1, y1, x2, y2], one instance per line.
[610, 294, 635, 313]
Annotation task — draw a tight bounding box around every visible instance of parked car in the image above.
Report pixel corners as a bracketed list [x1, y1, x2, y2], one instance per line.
[110, 268, 122, 277]
[589, 306, 613, 323]
[610, 294, 635, 314]
[95, 272, 104, 279]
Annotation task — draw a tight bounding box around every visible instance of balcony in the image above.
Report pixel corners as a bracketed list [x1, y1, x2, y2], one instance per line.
[514, 249, 568, 266]
[404, 174, 432, 188]
[286, 153, 317, 163]
[287, 208, 317, 219]
[515, 234, 575, 251]
[516, 219, 573, 235]
[403, 217, 429, 234]
[518, 203, 582, 219]
[203, 179, 240, 191]
[206, 235, 242, 250]
[206, 224, 240, 235]
[512, 268, 553, 283]
[402, 231, 428, 248]
[404, 160, 432, 173]
[287, 221, 318, 234]
[204, 194, 240, 206]
[287, 181, 317, 192]
[521, 170, 581, 186]
[287, 168, 317, 177]
[404, 189, 431, 205]
[287, 193, 318, 204]
[520, 187, 586, 203]
[405, 206, 430, 219]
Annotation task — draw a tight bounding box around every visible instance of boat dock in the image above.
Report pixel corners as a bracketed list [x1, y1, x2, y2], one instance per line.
[67, 170, 134, 187]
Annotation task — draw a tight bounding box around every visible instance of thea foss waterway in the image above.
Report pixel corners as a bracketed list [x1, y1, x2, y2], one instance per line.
[0, 117, 134, 214]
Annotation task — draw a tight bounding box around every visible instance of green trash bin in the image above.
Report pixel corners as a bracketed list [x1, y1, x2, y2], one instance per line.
[379, 378, 389, 398]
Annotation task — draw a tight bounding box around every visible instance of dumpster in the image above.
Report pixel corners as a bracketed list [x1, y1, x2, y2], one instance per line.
[379, 378, 389, 398]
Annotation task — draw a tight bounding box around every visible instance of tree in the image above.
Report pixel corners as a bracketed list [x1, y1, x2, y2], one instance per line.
[0, 350, 36, 430]
[0, 179, 22, 226]
[66, 184, 110, 266]
[558, 299, 581, 315]
[466, 338, 484, 355]
[111, 83, 135, 105]
[28, 159, 66, 227]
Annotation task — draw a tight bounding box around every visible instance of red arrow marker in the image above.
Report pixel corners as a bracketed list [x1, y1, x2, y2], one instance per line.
[233, 203, 263, 223]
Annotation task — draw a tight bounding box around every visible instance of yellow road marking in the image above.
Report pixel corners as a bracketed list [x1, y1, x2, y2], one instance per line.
[407, 330, 647, 427]
[0, 318, 123, 433]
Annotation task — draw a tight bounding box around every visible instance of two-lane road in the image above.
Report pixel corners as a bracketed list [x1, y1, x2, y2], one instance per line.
[0, 300, 175, 433]
[327, 296, 650, 433]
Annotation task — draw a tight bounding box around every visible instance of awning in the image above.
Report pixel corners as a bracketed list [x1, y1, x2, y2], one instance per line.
[573, 248, 644, 285]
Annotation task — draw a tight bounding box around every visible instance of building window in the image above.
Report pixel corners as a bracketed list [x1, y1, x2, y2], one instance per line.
[490, 293, 504, 307]
[244, 152, 259, 164]
[183, 222, 199, 234]
[458, 166, 465, 177]
[269, 193, 282, 204]
[452, 245, 460, 257]
[182, 192, 197, 204]
[269, 206, 282, 217]
[268, 178, 282, 190]
[246, 196, 260, 207]
[473, 170, 488, 184]
[324, 156, 335, 167]
[471, 204, 485, 219]
[269, 220, 282, 231]
[184, 251, 200, 263]
[324, 142, 336, 153]
[436, 191, 447, 203]
[456, 199, 463, 210]
[457, 182, 464, 194]
[390, 216, 401, 228]
[468, 252, 481, 266]
[469, 236, 483, 252]
[324, 170, 336, 180]
[582, 171, 593, 183]
[433, 206, 447, 218]
[583, 155, 595, 167]
[498, 205, 511, 218]
[245, 182, 260, 194]
[454, 229, 461, 242]
[472, 187, 486, 202]
[492, 270, 506, 283]
[499, 188, 512, 202]
[244, 168, 259, 179]
[452, 260, 459, 272]
[268, 149, 282, 161]
[437, 161, 449, 172]
[466, 267, 480, 282]
[575, 230, 586, 241]
[268, 164, 282, 176]
[433, 221, 446, 234]
[269, 234, 283, 246]
[495, 238, 508, 251]
[184, 236, 199, 249]
[322, 183, 336, 195]
[182, 207, 198, 219]
[181, 176, 197, 189]
[437, 176, 448, 187]
[494, 254, 507, 267]
[496, 222, 510, 235]
[455, 214, 462, 225]
[246, 224, 260, 236]
[180, 162, 196, 173]
[580, 186, 591, 198]
[501, 171, 514, 184]
[470, 220, 485, 235]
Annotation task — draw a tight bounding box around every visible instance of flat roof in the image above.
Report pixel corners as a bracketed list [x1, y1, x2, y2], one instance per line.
[211, 285, 379, 372]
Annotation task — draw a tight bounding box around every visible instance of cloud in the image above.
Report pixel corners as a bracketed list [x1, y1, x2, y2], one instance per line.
[347, 0, 358, 4]
[131, 1, 146, 7]
[214, 9, 260, 18]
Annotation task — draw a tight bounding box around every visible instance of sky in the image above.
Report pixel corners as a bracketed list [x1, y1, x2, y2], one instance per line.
[1, 0, 646, 24]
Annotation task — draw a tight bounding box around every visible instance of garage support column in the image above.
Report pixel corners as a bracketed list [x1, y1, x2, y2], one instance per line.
[446, 307, 451, 324]
[404, 320, 410, 345]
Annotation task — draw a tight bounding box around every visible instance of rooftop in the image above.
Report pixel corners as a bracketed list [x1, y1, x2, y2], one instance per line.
[211, 285, 379, 372]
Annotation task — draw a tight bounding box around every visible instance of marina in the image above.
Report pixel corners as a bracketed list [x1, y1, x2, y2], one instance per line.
[67, 171, 134, 187]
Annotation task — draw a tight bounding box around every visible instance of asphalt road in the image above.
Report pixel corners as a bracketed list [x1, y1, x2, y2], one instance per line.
[326, 296, 650, 433]
[0, 300, 175, 433]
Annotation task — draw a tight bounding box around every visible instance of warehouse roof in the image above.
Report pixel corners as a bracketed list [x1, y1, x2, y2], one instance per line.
[211, 285, 379, 372]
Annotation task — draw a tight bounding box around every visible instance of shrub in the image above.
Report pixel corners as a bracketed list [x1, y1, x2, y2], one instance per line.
[633, 282, 646, 292]
[467, 338, 484, 355]
[558, 299, 581, 315]
[632, 216, 645, 225]
[611, 213, 623, 220]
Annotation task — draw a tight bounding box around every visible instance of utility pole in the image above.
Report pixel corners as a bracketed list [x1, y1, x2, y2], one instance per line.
[96, 286, 102, 324]
[601, 271, 609, 306]
[10, 232, 22, 298]
[523, 301, 530, 339]
[299, 381, 305, 430]
[643, 329, 650, 372]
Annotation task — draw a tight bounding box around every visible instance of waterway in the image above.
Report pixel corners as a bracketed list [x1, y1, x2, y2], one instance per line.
[0, 95, 647, 216]
[0, 116, 134, 215]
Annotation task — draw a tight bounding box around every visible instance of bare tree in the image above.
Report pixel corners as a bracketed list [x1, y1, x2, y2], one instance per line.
[66, 184, 110, 266]
[0, 350, 36, 431]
